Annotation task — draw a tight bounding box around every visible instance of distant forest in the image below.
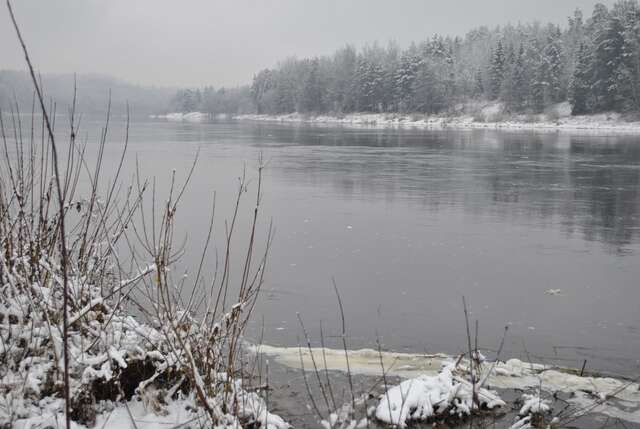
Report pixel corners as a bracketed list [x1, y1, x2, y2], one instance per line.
[4, 1, 640, 119]
[0, 71, 174, 117]
[171, 0, 640, 118]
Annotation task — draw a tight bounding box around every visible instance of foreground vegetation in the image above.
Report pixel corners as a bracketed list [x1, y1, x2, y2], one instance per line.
[0, 5, 284, 427]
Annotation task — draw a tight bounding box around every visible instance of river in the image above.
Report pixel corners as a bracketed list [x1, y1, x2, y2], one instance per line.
[83, 119, 640, 377]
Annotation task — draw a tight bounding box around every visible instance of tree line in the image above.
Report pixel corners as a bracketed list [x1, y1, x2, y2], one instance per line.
[170, 1, 640, 118]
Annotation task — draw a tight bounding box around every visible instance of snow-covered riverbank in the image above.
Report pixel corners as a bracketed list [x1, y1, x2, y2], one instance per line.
[153, 102, 640, 133]
[150, 112, 230, 122]
[233, 111, 640, 133]
[150, 112, 210, 122]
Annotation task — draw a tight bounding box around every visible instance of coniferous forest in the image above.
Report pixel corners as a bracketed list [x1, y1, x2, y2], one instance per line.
[168, 1, 640, 118]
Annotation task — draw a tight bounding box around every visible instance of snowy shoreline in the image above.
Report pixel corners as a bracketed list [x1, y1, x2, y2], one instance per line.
[232, 111, 640, 133]
[252, 343, 640, 425]
[152, 102, 640, 134]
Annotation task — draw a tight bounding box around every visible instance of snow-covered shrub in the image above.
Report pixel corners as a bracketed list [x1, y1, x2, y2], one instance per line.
[509, 393, 554, 429]
[0, 101, 282, 428]
[375, 362, 505, 428]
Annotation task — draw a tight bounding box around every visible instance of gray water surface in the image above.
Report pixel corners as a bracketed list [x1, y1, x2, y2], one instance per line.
[101, 120, 640, 376]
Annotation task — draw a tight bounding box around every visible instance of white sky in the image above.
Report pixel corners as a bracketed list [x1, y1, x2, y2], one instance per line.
[0, 0, 616, 88]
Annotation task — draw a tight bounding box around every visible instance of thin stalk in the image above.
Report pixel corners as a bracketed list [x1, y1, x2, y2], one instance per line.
[6, 2, 71, 427]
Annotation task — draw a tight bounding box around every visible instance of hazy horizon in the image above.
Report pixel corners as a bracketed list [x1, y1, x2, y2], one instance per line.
[1, 0, 617, 89]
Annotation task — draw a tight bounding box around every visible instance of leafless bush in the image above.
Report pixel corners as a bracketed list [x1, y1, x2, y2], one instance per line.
[1, 3, 279, 427]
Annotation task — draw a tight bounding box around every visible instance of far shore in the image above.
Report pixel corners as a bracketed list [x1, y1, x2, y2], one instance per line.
[232, 111, 640, 134]
[151, 106, 640, 134]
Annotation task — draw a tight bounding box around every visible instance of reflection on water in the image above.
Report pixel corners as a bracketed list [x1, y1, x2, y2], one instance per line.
[250, 126, 640, 255]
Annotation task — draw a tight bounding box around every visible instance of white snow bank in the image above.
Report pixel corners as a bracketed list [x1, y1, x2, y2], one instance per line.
[15, 397, 199, 429]
[375, 363, 504, 427]
[154, 112, 209, 122]
[234, 108, 640, 133]
[13, 391, 290, 429]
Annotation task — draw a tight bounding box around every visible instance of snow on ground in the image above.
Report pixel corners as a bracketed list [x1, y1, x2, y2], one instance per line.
[232, 103, 640, 133]
[252, 344, 640, 424]
[13, 390, 290, 429]
[1, 265, 290, 428]
[14, 397, 198, 429]
[151, 103, 640, 132]
[152, 112, 209, 122]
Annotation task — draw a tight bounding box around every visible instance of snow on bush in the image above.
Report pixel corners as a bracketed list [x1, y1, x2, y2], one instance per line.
[374, 362, 505, 427]
[0, 257, 288, 428]
[518, 393, 551, 416]
[508, 393, 553, 429]
[0, 107, 284, 428]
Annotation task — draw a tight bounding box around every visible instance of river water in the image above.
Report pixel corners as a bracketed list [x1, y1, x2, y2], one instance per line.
[84, 119, 640, 377]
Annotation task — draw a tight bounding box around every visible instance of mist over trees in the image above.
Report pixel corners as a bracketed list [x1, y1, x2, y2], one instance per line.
[0, 71, 174, 117]
[169, 1, 640, 118]
[168, 86, 254, 115]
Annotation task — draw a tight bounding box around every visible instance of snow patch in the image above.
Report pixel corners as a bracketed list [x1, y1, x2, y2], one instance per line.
[375, 363, 504, 427]
[155, 112, 209, 122]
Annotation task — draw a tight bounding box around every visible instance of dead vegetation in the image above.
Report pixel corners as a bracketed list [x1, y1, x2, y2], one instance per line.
[0, 2, 282, 427]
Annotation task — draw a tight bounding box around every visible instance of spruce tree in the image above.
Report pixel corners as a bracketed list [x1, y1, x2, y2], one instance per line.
[500, 44, 517, 110]
[526, 39, 545, 112]
[394, 53, 421, 112]
[473, 69, 485, 98]
[489, 40, 506, 99]
[617, 1, 640, 111]
[590, 3, 624, 111]
[541, 31, 564, 105]
[512, 45, 528, 111]
[569, 43, 592, 114]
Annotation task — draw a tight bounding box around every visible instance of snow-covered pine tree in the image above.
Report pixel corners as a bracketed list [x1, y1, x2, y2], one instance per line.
[500, 44, 518, 111]
[394, 52, 421, 112]
[569, 43, 593, 114]
[589, 3, 625, 111]
[250, 69, 275, 114]
[617, 1, 640, 111]
[540, 28, 564, 106]
[473, 69, 485, 98]
[525, 37, 546, 112]
[301, 58, 323, 113]
[489, 40, 506, 99]
[355, 58, 385, 112]
[501, 44, 527, 112]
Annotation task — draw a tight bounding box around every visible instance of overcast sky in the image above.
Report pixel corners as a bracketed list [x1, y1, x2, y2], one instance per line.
[1, 0, 615, 88]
